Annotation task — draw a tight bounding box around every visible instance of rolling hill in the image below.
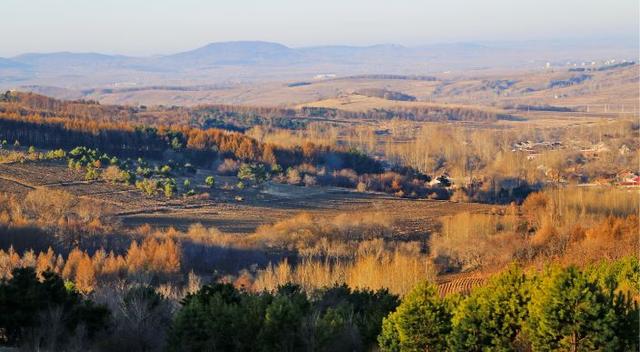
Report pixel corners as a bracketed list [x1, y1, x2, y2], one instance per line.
[161, 41, 300, 66]
[1, 39, 636, 90]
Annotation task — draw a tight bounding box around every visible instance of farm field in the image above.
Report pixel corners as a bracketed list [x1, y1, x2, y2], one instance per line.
[0, 43, 637, 351]
[0, 160, 496, 237]
[48, 62, 638, 113]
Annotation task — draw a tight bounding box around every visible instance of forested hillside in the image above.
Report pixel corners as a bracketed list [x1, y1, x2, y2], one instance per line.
[0, 90, 637, 351]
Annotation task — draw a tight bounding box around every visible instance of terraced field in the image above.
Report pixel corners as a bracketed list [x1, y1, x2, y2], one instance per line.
[437, 274, 487, 297]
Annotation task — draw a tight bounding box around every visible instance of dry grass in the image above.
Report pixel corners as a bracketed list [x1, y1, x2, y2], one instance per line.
[547, 187, 638, 224]
[525, 187, 639, 231]
[297, 94, 506, 114]
[253, 241, 436, 296]
[430, 211, 523, 271]
[86, 64, 638, 112]
[245, 212, 393, 254]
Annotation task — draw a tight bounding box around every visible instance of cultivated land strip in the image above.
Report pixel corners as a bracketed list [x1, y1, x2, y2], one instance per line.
[0, 160, 499, 237]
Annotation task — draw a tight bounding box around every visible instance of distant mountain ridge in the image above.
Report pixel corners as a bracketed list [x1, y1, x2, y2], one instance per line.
[164, 41, 299, 66]
[1, 39, 637, 88]
[0, 57, 29, 69]
[7, 41, 422, 69]
[5, 39, 633, 70]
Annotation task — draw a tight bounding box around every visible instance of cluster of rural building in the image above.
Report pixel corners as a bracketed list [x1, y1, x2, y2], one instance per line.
[512, 140, 639, 187]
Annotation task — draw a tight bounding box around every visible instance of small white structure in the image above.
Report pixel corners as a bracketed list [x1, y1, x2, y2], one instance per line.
[313, 74, 336, 80]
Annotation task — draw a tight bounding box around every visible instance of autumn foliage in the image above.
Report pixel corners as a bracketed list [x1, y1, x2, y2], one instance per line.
[0, 237, 180, 293]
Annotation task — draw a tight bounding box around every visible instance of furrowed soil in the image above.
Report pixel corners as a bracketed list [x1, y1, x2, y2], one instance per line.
[0, 160, 498, 239]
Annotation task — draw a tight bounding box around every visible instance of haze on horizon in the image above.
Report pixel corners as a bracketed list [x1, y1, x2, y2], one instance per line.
[1, 0, 638, 57]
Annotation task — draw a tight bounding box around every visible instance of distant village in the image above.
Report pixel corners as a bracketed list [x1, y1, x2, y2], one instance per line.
[512, 140, 639, 187]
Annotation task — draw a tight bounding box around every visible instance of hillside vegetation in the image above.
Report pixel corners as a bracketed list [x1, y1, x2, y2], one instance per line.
[0, 88, 638, 351]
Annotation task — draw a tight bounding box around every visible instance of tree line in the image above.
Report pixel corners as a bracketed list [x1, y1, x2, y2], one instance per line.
[1, 91, 513, 131]
[0, 256, 636, 351]
[379, 258, 638, 351]
[0, 109, 382, 173]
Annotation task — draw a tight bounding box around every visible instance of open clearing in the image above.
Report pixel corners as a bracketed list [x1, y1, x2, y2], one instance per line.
[0, 160, 497, 238]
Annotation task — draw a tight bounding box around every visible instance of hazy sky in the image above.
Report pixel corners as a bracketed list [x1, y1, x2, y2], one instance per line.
[1, 0, 638, 57]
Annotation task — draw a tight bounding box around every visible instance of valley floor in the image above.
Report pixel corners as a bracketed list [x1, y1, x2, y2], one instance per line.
[0, 160, 496, 239]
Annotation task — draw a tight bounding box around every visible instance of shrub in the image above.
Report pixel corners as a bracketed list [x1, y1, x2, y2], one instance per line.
[163, 178, 177, 198]
[22, 188, 78, 224]
[205, 176, 215, 188]
[0, 268, 109, 349]
[286, 168, 301, 185]
[450, 188, 470, 202]
[448, 265, 530, 350]
[525, 266, 638, 351]
[303, 174, 317, 187]
[167, 283, 274, 352]
[313, 285, 399, 347]
[168, 283, 397, 352]
[102, 165, 133, 184]
[217, 158, 240, 175]
[238, 163, 268, 184]
[135, 178, 160, 196]
[378, 281, 452, 352]
[270, 163, 283, 174]
[44, 149, 66, 160]
[85, 166, 100, 181]
[97, 285, 173, 352]
[522, 191, 550, 229]
[431, 212, 520, 271]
